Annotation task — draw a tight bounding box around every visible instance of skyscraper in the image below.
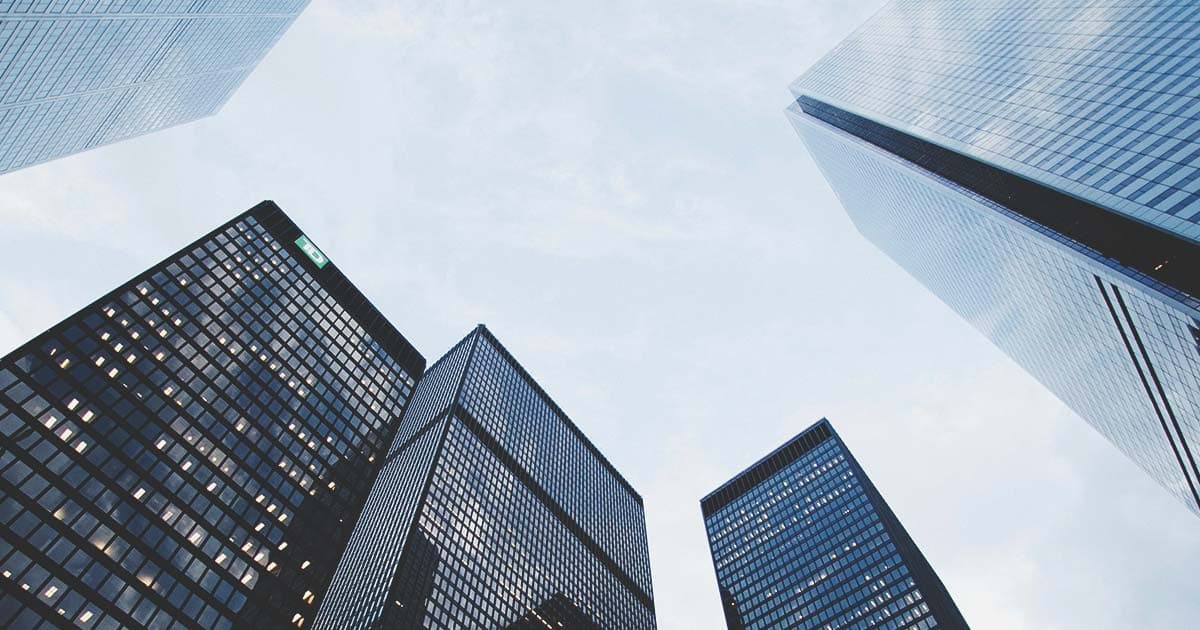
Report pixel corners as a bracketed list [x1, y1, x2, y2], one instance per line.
[789, 1, 1200, 515]
[0, 1, 310, 175]
[314, 326, 656, 630]
[701, 419, 967, 630]
[0, 201, 424, 629]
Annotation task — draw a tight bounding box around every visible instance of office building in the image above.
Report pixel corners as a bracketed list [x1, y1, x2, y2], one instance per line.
[788, 0, 1200, 515]
[314, 325, 656, 630]
[0, 201, 424, 628]
[0, 1, 310, 174]
[702, 419, 967, 629]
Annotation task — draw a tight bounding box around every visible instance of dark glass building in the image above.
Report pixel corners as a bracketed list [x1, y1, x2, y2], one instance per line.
[0, 1, 310, 175]
[314, 326, 655, 630]
[789, 0, 1200, 516]
[0, 201, 424, 629]
[701, 419, 967, 630]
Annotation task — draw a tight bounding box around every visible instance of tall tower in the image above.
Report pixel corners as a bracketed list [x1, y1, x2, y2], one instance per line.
[0, 1, 310, 174]
[0, 201, 424, 629]
[314, 326, 656, 630]
[702, 419, 967, 630]
[789, 0, 1200, 515]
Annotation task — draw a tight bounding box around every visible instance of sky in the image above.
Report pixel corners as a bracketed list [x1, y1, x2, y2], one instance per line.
[2, 1, 1199, 628]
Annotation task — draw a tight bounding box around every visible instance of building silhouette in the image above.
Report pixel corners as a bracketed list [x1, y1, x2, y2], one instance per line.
[702, 419, 967, 629]
[0, 201, 423, 628]
[0, 1, 309, 174]
[315, 326, 655, 629]
[789, 0, 1200, 516]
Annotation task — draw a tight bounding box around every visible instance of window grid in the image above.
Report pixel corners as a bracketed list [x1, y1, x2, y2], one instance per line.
[0, 202, 422, 629]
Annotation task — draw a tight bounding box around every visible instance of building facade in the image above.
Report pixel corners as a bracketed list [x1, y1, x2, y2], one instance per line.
[789, 0, 1200, 516]
[0, 201, 424, 629]
[0, 1, 309, 175]
[314, 326, 656, 630]
[701, 419, 967, 630]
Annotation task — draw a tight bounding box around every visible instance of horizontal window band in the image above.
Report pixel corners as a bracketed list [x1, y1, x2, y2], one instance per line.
[796, 95, 1200, 304]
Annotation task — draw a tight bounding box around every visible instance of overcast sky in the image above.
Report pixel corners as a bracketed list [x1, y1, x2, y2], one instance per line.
[2, 1, 1199, 628]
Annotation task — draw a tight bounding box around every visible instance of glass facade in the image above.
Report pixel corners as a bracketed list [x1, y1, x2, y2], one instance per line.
[315, 326, 655, 630]
[789, 0, 1200, 517]
[701, 419, 966, 630]
[0, 201, 424, 629]
[792, 0, 1200, 243]
[0, 1, 310, 174]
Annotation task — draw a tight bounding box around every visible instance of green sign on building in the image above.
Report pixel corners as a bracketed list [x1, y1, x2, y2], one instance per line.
[295, 235, 329, 269]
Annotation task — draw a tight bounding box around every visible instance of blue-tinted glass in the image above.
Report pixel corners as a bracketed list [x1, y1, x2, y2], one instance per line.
[0, 1, 309, 174]
[789, 0, 1200, 518]
[793, 0, 1200, 242]
[702, 420, 965, 629]
[316, 327, 655, 630]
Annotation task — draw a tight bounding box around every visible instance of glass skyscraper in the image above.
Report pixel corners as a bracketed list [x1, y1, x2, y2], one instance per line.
[702, 419, 967, 630]
[314, 326, 656, 630]
[789, 0, 1200, 516]
[0, 1, 309, 174]
[0, 201, 424, 629]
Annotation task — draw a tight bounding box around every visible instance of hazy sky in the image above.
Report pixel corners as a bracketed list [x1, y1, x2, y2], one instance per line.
[2, 1, 1199, 628]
